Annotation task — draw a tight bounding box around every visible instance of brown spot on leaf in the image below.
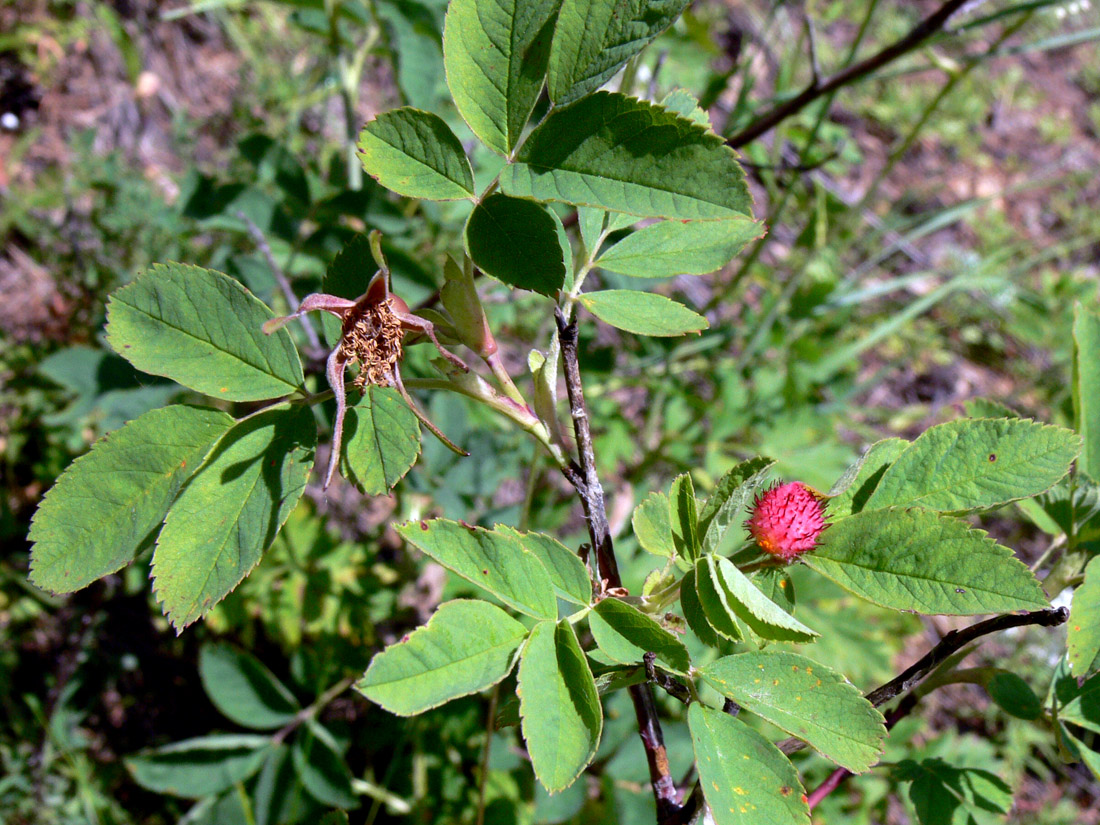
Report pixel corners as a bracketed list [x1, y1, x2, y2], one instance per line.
[989, 454, 997, 462]
[779, 786, 792, 796]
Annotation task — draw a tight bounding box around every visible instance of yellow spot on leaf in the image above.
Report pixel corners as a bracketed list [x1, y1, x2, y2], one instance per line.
[773, 679, 780, 686]
[734, 787, 747, 795]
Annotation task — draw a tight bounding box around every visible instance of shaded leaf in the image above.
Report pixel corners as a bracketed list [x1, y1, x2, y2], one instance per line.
[465, 193, 567, 295]
[670, 472, 700, 561]
[519, 621, 602, 792]
[292, 722, 358, 809]
[126, 734, 271, 798]
[895, 758, 1011, 825]
[29, 405, 233, 594]
[152, 406, 317, 630]
[983, 671, 1041, 720]
[680, 567, 720, 647]
[199, 643, 300, 730]
[106, 263, 304, 401]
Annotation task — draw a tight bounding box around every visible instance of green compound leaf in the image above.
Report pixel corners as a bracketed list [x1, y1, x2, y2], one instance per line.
[687, 703, 809, 825]
[670, 472, 700, 561]
[341, 386, 421, 495]
[500, 92, 753, 220]
[1075, 303, 1100, 479]
[547, 0, 689, 104]
[465, 193, 567, 296]
[152, 405, 316, 631]
[357, 599, 528, 716]
[827, 438, 908, 520]
[127, 734, 272, 798]
[106, 263, 304, 402]
[699, 456, 775, 554]
[707, 555, 818, 643]
[701, 652, 885, 773]
[589, 597, 690, 673]
[519, 621, 602, 792]
[443, 0, 561, 154]
[680, 567, 720, 647]
[497, 527, 591, 606]
[632, 491, 675, 557]
[595, 217, 764, 278]
[863, 418, 1081, 513]
[397, 519, 558, 619]
[199, 643, 300, 730]
[807, 508, 1049, 615]
[29, 405, 233, 594]
[1069, 556, 1100, 679]
[578, 290, 708, 337]
[358, 107, 475, 200]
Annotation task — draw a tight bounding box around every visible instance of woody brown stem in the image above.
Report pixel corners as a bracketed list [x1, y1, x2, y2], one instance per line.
[800, 608, 1068, 810]
[555, 309, 681, 824]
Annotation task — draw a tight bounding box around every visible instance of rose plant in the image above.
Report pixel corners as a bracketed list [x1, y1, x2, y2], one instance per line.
[23, 0, 1100, 822]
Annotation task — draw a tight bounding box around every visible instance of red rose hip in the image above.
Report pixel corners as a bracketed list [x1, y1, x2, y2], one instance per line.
[745, 481, 827, 562]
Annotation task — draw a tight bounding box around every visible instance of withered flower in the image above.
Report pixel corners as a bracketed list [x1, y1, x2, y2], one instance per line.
[264, 270, 469, 489]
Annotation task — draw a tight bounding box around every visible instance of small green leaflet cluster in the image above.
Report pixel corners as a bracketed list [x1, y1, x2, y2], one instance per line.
[128, 643, 359, 810]
[356, 0, 762, 336]
[28, 263, 423, 630]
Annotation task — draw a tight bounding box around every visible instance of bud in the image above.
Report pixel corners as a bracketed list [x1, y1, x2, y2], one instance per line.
[745, 482, 827, 563]
[441, 256, 496, 358]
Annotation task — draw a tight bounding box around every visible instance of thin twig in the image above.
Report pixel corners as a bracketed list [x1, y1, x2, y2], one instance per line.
[555, 311, 681, 824]
[236, 210, 323, 353]
[726, 0, 972, 148]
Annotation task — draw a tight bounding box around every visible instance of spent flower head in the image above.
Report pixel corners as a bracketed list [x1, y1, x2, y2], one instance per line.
[745, 481, 827, 563]
[264, 268, 468, 488]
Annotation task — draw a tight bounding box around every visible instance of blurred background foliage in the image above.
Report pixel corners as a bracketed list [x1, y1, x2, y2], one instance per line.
[1, 0, 1098, 822]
